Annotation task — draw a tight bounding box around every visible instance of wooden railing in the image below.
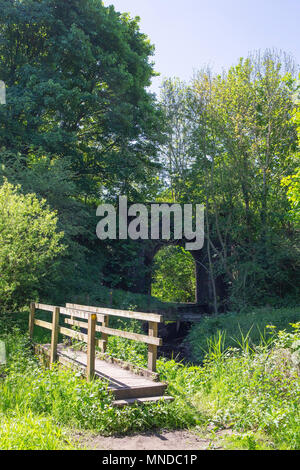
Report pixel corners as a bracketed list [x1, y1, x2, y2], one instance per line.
[29, 302, 163, 380]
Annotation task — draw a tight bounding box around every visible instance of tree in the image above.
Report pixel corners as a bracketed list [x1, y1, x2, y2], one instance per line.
[282, 76, 300, 226]
[0, 0, 164, 305]
[159, 51, 299, 309]
[0, 0, 162, 199]
[0, 180, 64, 310]
[159, 78, 194, 201]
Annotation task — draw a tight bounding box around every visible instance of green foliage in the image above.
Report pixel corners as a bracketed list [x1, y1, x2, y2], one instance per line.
[0, 0, 164, 308]
[282, 169, 300, 225]
[0, 0, 162, 198]
[160, 51, 300, 309]
[191, 323, 300, 450]
[0, 180, 64, 310]
[281, 77, 300, 226]
[0, 321, 194, 447]
[152, 246, 196, 302]
[1, 312, 300, 449]
[0, 4, 299, 449]
[159, 322, 300, 450]
[187, 305, 300, 363]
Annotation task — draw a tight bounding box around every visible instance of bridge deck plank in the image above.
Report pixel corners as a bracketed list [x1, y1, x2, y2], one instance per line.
[37, 343, 167, 400]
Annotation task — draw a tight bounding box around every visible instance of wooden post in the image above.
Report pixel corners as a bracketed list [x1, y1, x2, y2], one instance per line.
[50, 307, 60, 367]
[148, 321, 158, 372]
[87, 313, 96, 381]
[101, 315, 109, 353]
[29, 302, 35, 339]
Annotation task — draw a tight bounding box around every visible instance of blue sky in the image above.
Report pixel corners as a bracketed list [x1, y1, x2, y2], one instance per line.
[103, 0, 300, 95]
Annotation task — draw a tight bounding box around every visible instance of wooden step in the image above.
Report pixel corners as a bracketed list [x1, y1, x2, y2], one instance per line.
[113, 395, 174, 408]
[111, 383, 167, 400]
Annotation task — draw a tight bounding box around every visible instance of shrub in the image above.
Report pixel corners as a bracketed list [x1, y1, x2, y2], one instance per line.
[0, 180, 64, 310]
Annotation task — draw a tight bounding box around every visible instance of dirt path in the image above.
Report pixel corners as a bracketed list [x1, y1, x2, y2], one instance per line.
[76, 429, 232, 450]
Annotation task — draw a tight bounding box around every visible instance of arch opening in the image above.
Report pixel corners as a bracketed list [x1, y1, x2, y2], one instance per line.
[151, 245, 196, 303]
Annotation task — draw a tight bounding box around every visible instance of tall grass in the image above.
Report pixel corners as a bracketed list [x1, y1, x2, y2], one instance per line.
[172, 322, 300, 449]
[187, 306, 300, 362]
[0, 410, 75, 450]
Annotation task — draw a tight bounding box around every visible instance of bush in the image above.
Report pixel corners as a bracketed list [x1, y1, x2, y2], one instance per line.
[0, 180, 64, 310]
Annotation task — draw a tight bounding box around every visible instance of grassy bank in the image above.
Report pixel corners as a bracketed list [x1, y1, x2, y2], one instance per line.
[187, 306, 300, 362]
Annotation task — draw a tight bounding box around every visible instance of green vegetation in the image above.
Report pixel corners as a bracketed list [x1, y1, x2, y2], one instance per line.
[0, 1, 299, 311]
[1, 310, 299, 450]
[0, 181, 64, 311]
[0, 412, 75, 450]
[281, 79, 300, 227]
[0, 0, 299, 452]
[152, 246, 196, 302]
[0, 0, 162, 303]
[0, 320, 193, 449]
[160, 59, 299, 310]
[191, 322, 300, 450]
[187, 306, 300, 362]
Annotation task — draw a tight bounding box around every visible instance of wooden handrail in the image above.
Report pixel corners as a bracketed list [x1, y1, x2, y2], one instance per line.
[35, 303, 56, 312]
[34, 319, 53, 330]
[30, 301, 163, 376]
[65, 303, 163, 323]
[97, 326, 162, 346]
[64, 318, 161, 346]
[60, 307, 106, 322]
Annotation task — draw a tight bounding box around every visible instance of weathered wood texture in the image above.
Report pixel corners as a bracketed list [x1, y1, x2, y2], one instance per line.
[50, 307, 60, 366]
[86, 314, 96, 381]
[148, 321, 158, 372]
[64, 318, 88, 330]
[60, 306, 105, 322]
[35, 344, 168, 402]
[29, 302, 35, 339]
[96, 326, 162, 346]
[35, 303, 56, 312]
[66, 303, 163, 323]
[101, 314, 109, 353]
[59, 326, 88, 342]
[30, 301, 163, 373]
[34, 319, 53, 330]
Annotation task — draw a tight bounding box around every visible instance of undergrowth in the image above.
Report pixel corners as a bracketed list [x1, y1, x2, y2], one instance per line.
[187, 306, 300, 362]
[0, 308, 299, 450]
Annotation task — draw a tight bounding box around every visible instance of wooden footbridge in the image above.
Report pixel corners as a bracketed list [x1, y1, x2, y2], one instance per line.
[29, 302, 173, 407]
